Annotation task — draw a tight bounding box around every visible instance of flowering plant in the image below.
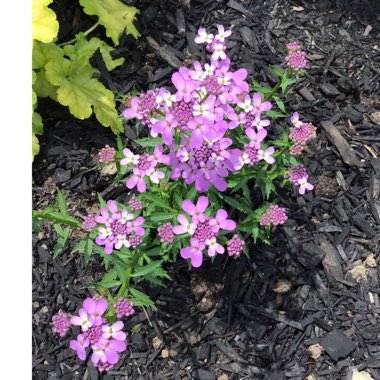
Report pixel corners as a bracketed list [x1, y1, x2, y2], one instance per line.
[33, 26, 316, 372]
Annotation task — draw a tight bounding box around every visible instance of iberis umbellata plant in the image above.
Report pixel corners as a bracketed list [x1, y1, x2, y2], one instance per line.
[33, 25, 316, 372]
[32, 0, 140, 160]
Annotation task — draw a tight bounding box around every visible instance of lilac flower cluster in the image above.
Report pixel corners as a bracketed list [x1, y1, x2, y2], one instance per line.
[114, 297, 135, 318]
[52, 311, 71, 337]
[52, 298, 128, 372]
[289, 112, 316, 155]
[260, 205, 288, 227]
[285, 41, 307, 71]
[82, 214, 97, 232]
[98, 145, 116, 163]
[173, 196, 236, 267]
[128, 195, 143, 211]
[227, 234, 245, 257]
[157, 222, 174, 243]
[286, 164, 314, 195]
[122, 25, 276, 193]
[95, 200, 145, 254]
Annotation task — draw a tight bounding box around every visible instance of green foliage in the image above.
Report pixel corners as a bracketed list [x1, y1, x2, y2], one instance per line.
[80, 0, 140, 44]
[32, 0, 140, 160]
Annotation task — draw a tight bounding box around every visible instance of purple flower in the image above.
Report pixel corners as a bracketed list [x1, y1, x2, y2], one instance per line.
[215, 25, 232, 42]
[82, 298, 108, 326]
[258, 147, 275, 164]
[285, 164, 309, 186]
[260, 205, 288, 226]
[52, 311, 72, 337]
[252, 92, 272, 116]
[172, 71, 196, 102]
[246, 128, 267, 149]
[70, 334, 90, 360]
[104, 339, 127, 365]
[298, 177, 314, 195]
[195, 28, 213, 44]
[180, 238, 205, 268]
[173, 197, 237, 267]
[209, 209, 236, 233]
[173, 214, 197, 235]
[182, 196, 209, 223]
[71, 309, 92, 332]
[102, 321, 126, 341]
[95, 200, 145, 254]
[290, 112, 303, 128]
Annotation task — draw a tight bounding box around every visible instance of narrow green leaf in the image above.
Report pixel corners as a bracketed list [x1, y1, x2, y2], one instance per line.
[56, 188, 68, 215]
[131, 260, 163, 278]
[252, 224, 259, 244]
[134, 137, 163, 147]
[129, 288, 156, 308]
[149, 213, 174, 222]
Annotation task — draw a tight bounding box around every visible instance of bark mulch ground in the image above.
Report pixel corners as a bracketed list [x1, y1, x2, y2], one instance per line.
[32, 0, 380, 379]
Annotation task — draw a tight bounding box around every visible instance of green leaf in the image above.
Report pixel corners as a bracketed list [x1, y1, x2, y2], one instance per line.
[265, 110, 286, 119]
[273, 96, 286, 113]
[142, 193, 173, 212]
[224, 196, 250, 214]
[79, 0, 140, 44]
[43, 38, 124, 134]
[149, 213, 174, 222]
[97, 193, 108, 209]
[84, 238, 94, 266]
[134, 137, 163, 147]
[32, 0, 59, 43]
[252, 224, 259, 243]
[129, 288, 156, 308]
[93, 278, 122, 289]
[56, 188, 68, 215]
[131, 260, 163, 278]
[53, 225, 70, 258]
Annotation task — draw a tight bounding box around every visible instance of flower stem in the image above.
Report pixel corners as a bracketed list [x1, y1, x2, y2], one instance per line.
[58, 21, 100, 47]
[117, 266, 133, 298]
[264, 80, 282, 102]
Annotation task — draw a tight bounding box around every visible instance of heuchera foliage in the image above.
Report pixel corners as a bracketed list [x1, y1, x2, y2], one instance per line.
[34, 25, 316, 373]
[31, 0, 140, 160]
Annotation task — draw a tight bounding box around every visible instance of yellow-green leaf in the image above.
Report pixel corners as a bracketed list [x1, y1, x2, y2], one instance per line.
[32, 0, 59, 43]
[32, 41, 64, 70]
[32, 133, 40, 161]
[34, 68, 58, 100]
[33, 111, 43, 135]
[79, 0, 140, 45]
[63, 34, 124, 72]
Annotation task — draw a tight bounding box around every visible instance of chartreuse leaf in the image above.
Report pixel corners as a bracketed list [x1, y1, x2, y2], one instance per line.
[79, 0, 140, 44]
[32, 0, 59, 43]
[45, 57, 123, 133]
[63, 33, 124, 72]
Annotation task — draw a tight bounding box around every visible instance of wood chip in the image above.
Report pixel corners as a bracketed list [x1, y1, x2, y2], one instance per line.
[321, 121, 364, 167]
[307, 343, 324, 360]
[320, 238, 344, 282]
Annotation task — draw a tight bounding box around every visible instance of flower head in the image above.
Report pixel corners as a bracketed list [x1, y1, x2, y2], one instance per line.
[260, 205, 288, 226]
[113, 297, 135, 318]
[52, 311, 72, 337]
[98, 145, 116, 163]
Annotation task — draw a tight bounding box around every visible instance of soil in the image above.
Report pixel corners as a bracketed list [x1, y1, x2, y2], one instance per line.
[33, 0, 380, 379]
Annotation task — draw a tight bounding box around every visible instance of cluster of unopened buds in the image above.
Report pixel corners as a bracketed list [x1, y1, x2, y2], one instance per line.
[289, 112, 316, 155]
[52, 297, 135, 372]
[285, 41, 307, 71]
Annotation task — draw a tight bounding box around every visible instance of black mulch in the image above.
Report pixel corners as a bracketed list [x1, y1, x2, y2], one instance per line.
[32, 0, 380, 379]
